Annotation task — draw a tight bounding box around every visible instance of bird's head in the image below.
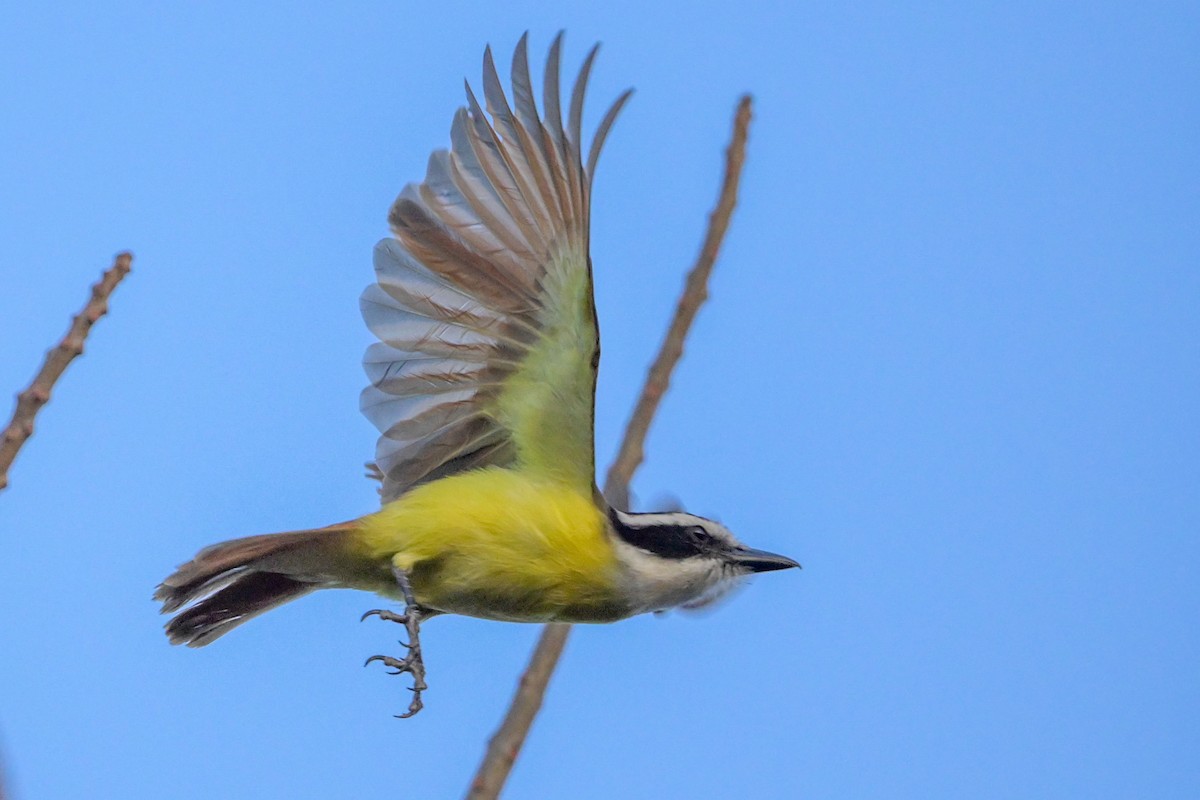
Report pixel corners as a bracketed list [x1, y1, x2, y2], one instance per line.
[608, 508, 799, 614]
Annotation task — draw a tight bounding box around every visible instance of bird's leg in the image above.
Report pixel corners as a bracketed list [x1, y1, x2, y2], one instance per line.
[362, 565, 427, 718]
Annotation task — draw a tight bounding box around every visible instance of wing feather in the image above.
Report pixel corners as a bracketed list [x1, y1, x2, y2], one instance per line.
[445, 122, 536, 259]
[420, 152, 514, 268]
[462, 82, 550, 253]
[540, 34, 583, 238]
[481, 48, 555, 244]
[509, 35, 568, 228]
[363, 35, 631, 502]
[587, 89, 636, 192]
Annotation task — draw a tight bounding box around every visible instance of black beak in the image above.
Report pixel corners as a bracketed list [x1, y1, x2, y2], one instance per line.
[729, 546, 801, 573]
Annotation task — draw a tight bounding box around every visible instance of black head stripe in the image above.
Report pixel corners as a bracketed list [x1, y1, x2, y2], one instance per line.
[609, 510, 709, 560]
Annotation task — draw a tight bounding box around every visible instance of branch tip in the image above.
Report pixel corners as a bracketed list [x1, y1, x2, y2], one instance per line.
[0, 251, 134, 493]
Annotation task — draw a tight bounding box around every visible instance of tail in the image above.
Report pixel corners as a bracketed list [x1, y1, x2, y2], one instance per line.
[155, 522, 361, 647]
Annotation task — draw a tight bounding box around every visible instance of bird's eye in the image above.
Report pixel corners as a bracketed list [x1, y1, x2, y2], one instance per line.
[687, 525, 711, 544]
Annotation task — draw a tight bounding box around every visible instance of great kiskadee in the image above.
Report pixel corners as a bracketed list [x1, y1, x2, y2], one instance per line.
[156, 33, 798, 716]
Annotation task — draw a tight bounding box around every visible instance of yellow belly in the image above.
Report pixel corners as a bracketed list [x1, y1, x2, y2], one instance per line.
[355, 468, 627, 622]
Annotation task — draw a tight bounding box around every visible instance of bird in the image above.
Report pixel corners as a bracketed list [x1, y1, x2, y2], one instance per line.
[155, 33, 799, 717]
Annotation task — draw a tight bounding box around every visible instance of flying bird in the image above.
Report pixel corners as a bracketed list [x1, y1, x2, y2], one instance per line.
[156, 33, 798, 717]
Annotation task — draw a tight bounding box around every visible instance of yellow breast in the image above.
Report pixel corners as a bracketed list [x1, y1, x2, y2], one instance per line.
[356, 468, 624, 622]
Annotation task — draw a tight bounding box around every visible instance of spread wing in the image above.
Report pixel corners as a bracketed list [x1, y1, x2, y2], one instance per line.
[361, 33, 632, 503]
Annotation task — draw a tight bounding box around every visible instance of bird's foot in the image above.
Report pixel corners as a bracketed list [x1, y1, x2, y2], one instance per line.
[361, 566, 427, 718]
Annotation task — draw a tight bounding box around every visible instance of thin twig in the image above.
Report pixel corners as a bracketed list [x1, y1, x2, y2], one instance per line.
[465, 95, 754, 800]
[0, 252, 133, 493]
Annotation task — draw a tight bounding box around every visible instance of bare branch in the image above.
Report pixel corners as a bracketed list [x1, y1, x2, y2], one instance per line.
[0, 252, 133, 493]
[465, 95, 754, 800]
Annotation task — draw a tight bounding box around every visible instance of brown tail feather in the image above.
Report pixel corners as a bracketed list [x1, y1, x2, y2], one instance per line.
[164, 572, 317, 647]
[156, 522, 363, 647]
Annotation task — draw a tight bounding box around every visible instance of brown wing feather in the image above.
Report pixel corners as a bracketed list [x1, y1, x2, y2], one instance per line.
[362, 33, 631, 502]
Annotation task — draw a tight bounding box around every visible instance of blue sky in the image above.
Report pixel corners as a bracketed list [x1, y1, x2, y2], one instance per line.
[1, 2, 1197, 798]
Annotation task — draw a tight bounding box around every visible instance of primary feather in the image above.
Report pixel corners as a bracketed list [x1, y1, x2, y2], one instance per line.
[362, 32, 633, 502]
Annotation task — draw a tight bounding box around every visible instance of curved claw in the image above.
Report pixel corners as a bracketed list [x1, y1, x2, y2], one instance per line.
[366, 653, 408, 669]
[365, 654, 399, 668]
[397, 699, 424, 719]
[361, 608, 409, 624]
